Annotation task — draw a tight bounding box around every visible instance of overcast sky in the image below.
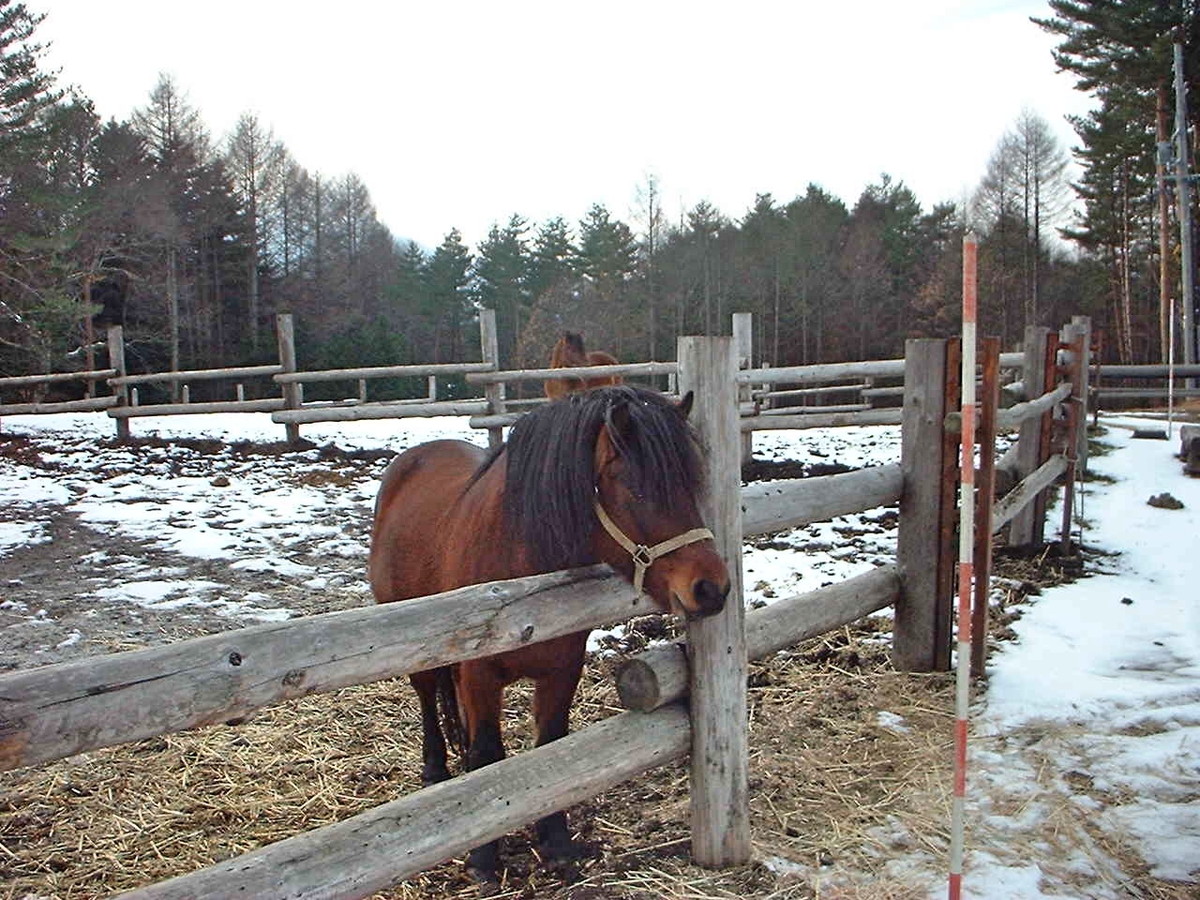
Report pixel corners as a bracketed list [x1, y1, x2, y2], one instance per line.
[32, 0, 1094, 250]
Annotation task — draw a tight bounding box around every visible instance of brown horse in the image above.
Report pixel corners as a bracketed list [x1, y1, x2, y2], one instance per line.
[369, 385, 729, 880]
[544, 331, 623, 400]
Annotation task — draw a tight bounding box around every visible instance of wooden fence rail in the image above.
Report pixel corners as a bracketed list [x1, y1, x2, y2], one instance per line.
[464, 360, 679, 385]
[109, 364, 284, 386]
[0, 456, 908, 774]
[0, 566, 639, 772]
[616, 565, 901, 712]
[0, 368, 116, 387]
[118, 705, 693, 900]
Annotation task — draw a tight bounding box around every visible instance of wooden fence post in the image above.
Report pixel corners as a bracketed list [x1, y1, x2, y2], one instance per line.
[676, 336, 750, 868]
[894, 338, 952, 672]
[1058, 317, 1091, 552]
[732, 312, 754, 465]
[1070, 315, 1092, 470]
[107, 325, 131, 441]
[479, 309, 504, 449]
[276, 314, 301, 444]
[1008, 326, 1052, 547]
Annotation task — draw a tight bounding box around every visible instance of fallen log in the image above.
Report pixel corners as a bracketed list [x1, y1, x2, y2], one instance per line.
[616, 565, 900, 712]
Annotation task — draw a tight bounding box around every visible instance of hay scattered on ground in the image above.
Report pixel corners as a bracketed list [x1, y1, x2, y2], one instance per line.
[2, 506, 1193, 898]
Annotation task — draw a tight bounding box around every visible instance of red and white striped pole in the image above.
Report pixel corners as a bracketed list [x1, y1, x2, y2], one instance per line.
[948, 233, 978, 899]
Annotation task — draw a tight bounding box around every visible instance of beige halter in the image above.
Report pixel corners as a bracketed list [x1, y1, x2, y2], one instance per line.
[593, 501, 714, 598]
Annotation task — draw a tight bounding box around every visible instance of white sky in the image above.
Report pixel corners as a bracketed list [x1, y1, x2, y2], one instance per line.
[32, 0, 1095, 250]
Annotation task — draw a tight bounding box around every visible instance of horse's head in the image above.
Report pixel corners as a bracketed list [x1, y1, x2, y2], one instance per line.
[503, 385, 729, 619]
[589, 388, 730, 619]
[544, 332, 623, 400]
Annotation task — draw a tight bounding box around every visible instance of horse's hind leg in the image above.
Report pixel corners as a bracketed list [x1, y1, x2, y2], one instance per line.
[457, 663, 507, 882]
[409, 669, 451, 786]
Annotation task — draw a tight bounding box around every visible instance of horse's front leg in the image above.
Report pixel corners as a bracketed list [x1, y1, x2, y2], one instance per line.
[531, 638, 587, 861]
[456, 662, 506, 883]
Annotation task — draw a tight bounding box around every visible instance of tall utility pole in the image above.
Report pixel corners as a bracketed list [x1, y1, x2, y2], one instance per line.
[1174, 42, 1197, 368]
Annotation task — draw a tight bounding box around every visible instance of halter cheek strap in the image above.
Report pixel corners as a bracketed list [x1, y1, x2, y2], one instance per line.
[593, 501, 714, 598]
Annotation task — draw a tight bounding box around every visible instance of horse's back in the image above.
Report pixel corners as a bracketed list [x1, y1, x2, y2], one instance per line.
[369, 440, 489, 604]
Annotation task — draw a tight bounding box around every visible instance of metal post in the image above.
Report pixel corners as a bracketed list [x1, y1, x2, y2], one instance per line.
[949, 234, 978, 900]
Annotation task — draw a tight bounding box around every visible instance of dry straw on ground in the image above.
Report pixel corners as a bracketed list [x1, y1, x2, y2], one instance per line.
[2, 555, 1194, 898]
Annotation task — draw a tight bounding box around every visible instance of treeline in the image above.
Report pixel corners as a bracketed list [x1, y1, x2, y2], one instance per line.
[2, 1, 1196, 393]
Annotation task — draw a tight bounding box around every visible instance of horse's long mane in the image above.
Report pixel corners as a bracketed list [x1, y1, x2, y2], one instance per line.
[496, 385, 705, 571]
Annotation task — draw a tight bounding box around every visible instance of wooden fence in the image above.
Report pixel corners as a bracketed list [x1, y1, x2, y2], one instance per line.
[0, 321, 1089, 898]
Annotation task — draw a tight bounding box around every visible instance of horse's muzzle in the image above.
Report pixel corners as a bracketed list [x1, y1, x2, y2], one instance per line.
[687, 578, 730, 619]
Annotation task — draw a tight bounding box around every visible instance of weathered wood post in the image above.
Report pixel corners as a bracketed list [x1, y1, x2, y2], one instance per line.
[894, 338, 952, 672]
[1058, 317, 1091, 553]
[107, 325, 131, 441]
[1070, 315, 1092, 470]
[276, 314, 301, 444]
[479, 309, 504, 449]
[1009, 327, 1053, 546]
[732, 312, 754, 465]
[675, 336, 750, 867]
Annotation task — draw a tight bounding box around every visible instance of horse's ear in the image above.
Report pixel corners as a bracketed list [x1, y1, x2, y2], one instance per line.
[676, 390, 694, 419]
[605, 400, 632, 440]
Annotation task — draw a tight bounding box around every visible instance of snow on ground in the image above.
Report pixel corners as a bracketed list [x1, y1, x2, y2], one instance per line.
[0, 409, 1197, 895]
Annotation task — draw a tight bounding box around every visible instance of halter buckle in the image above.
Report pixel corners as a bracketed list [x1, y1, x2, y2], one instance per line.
[631, 545, 654, 568]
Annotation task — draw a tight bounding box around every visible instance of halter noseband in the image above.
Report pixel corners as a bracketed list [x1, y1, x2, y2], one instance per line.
[593, 501, 714, 598]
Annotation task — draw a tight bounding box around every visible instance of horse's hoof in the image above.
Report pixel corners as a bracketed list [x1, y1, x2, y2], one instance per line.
[465, 842, 499, 887]
[420, 763, 451, 787]
[537, 833, 585, 863]
[466, 866, 500, 894]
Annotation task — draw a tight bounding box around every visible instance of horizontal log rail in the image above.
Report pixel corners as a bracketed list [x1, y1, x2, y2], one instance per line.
[741, 464, 903, 537]
[1095, 387, 1200, 398]
[0, 396, 119, 415]
[750, 382, 869, 400]
[756, 402, 872, 416]
[0, 461, 894, 774]
[738, 358, 907, 385]
[109, 398, 287, 418]
[0, 368, 116, 387]
[741, 408, 904, 431]
[274, 361, 494, 384]
[117, 703, 691, 900]
[109, 365, 283, 386]
[739, 352, 1023, 388]
[616, 565, 901, 712]
[944, 383, 1073, 434]
[465, 360, 678, 385]
[272, 399, 489, 424]
[1095, 363, 1200, 378]
[990, 453, 1069, 534]
[0, 566, 647, 772]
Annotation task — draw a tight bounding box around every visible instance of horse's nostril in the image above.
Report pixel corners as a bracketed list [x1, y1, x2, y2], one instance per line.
[694, 579, 729, 616]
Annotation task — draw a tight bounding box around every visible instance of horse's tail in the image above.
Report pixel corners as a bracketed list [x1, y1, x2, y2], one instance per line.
[436, 666, 466, 759]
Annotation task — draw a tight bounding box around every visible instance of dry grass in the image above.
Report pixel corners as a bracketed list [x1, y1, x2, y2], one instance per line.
[2, 555, 1194, 898]
[0, 621, 959, 900]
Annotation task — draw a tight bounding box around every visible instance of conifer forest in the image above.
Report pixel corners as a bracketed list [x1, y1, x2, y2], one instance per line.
[3, 1, 1199, 399]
